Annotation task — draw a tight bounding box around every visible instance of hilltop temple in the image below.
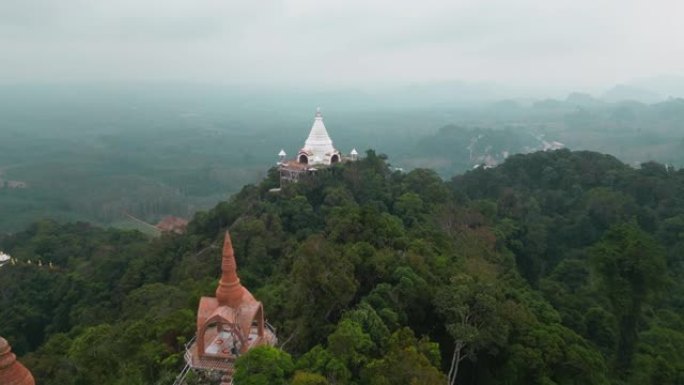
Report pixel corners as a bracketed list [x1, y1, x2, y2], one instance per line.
[277, 108, 357, 183]
[177, 232, 277, 385]
[0, 337, 35, 385]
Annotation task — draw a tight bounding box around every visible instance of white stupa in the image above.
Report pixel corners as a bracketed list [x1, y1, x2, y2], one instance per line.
[0, 252, 10, 267]
[277, 149, 287, 164]
[296, 108, 341, 165]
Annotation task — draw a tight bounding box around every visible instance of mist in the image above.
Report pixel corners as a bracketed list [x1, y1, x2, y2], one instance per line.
[1, 0, 684, 233]
[1, 0, 683, 97]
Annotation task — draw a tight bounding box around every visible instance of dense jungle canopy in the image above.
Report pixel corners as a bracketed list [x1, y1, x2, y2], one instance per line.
[1, 149, 683, 385]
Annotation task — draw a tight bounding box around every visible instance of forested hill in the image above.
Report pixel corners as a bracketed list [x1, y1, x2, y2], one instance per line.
[1, 149, 683, 385]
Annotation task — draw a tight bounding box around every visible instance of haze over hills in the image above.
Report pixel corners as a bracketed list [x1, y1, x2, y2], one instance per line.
[1, 83, 684, 233]
[2, 1, 684, 384]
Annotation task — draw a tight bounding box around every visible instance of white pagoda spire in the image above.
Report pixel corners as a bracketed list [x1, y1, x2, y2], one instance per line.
[300, 108, 338, 165]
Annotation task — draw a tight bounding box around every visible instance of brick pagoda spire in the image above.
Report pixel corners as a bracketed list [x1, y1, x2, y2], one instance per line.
[215, 233, 246, 307]
[177, 231, 277, 385]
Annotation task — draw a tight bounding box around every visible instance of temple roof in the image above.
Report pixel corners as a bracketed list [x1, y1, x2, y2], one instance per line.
[197, 232, 261, 329]
[0, 337, 35, 385]
[302, 108, 337, 163]
[197, 297, 261, 341]
[196, 232, 264, 344]
[188, 231, 276, 379]
[156, 216, 188, 234]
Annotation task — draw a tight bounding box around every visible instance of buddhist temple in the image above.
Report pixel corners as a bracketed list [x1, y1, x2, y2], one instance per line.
[296, 107, 341, 166]
[0, 337, 35, 385]
[175, 231, 276, 385]
[278, 108, 358, 183]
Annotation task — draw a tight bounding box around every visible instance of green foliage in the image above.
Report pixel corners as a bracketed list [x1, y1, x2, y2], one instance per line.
[233, 346, 294, 385]
[503, 323, 610, 385]
[4, 150, 684, 385]
[361, 328, 445, 385]
[327, 319, 375, 375]
[591, 222, 667, 371]
[452, 149, 684, 383]
[434, 272, 509, 383]
[295, 345, 351, 384]
[286, 235, 359, 351]
[630, 326, 684, 385]
[291, 371, 330, 385]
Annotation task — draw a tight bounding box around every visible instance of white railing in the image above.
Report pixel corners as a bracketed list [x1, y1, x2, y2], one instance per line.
[172, 363, 190, 385]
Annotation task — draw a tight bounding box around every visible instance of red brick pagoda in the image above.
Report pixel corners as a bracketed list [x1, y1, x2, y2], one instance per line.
[0, 337, 35, 385]
[177, 231, 276, 385]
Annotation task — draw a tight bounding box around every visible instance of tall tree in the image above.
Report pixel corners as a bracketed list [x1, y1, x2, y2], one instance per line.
[434, 274, 508, 385]
[591, 222, 667, 372]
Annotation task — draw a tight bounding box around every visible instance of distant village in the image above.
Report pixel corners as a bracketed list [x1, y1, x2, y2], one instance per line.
[470, 135, 566, 170]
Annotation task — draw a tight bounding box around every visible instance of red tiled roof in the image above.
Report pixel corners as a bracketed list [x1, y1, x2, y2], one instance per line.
[156, 216, 189, 234]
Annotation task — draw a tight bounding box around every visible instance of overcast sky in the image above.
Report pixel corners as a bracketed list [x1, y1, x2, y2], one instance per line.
[1, 0, 682, 91]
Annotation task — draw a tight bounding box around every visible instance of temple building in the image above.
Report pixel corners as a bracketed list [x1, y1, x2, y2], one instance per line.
[0, 337, 35, 385]
[156, 216, 189, 235]
[278, 108, 358, 183]
[175, 232, 277, 385]
[296, 108, 342, 166]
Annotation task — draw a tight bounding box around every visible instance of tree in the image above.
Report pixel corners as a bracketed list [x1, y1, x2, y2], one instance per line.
[394, 193, 424, 227]
[327, 319, 374, 376]
[68, 324, 120, 384]
[630, 326, 684, 385]
[287, 235, 359, 351]
[343, 302, 391, 350]
[361, 328, 445, 385]
[434, 274, 508, 385]
[295, 345, 351, 384]
[233, 346, 294, 385]
[503, 323, 610, 385]
[591, 222, 667, 371]
[291, 371, 330, 385]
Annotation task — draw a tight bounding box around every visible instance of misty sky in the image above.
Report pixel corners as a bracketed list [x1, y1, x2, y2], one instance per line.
[1, 0, 682, 90]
